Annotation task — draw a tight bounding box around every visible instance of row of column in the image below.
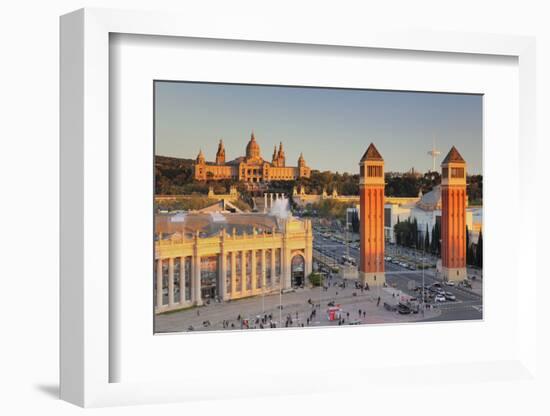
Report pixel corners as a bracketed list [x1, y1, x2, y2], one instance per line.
[224, 248, 282, 298]
[263, 193, 286, 212]
[156, 256, 197, 310]
[155, 248, 284, 311]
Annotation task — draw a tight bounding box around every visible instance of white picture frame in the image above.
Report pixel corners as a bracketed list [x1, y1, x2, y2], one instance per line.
[60, 7, 537, 407]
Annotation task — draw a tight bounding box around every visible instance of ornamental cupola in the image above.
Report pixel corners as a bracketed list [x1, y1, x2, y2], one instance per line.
[441, 146, 466, 186]
[246, 131, 261, 160]
[196, 148, 205, 165]
[215, 139, 226, 165]
[276, 141, 286, 166]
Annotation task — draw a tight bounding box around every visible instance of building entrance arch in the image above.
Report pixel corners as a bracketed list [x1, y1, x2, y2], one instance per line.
[291, 254, 305, 288]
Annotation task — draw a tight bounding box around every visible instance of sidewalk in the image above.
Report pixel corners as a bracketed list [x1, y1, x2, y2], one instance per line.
[156, 277, 441, 332]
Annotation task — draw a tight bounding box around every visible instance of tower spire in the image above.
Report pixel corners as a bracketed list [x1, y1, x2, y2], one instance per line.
[216, 139, 226, 165]
[358, 142, 385, 287]
[440, 145, 467, 282]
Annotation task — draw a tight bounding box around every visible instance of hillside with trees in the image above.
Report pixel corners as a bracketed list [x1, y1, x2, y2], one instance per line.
[154, 155, 482, 203]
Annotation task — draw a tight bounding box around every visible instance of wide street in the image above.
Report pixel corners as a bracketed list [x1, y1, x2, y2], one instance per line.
[312, 227, 483, 323]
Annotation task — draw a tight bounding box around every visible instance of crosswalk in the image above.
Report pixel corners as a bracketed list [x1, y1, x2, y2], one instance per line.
[435, 300, 482, 312]
[472, 305, 483, 313]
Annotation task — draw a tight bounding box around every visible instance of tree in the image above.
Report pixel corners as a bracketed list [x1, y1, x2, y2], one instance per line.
[394, 218, 417, 248]
[350, 210, 360, 233]
[413, 218, 419, 248]
[476, 231, 483, 268]
[424, 224, 430, 251]
[430, 221, 441, 255]
[466, 225, 477, 266]
[466, 226, 471, 264]
[467, 245, 475, 266]
[308, 272, 324, 287]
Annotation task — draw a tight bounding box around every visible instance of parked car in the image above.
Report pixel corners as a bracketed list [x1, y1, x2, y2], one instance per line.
[444, 281, 456, 286]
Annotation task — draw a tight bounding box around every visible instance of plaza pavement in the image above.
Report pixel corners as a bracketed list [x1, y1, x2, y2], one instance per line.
[155, 275, 441, 333]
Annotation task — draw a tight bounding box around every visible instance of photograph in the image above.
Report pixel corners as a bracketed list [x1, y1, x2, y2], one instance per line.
[153, 81, 483, 333]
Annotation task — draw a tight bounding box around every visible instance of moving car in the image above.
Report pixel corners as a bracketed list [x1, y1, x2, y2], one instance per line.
[383, 302, 398, 312]
[434, 294, 446, 302]
[444, 292, 456, 301]
[397, 303, 412, 314]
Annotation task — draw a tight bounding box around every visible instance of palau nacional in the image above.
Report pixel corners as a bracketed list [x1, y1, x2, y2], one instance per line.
[154, 131, 471, 315]
[194, 131, 311, 182]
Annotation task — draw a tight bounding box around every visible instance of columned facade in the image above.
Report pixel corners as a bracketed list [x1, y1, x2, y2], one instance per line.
[358, 143, 385, 286]
[154, 215, 313, 314]
[192, 236, 202, 306]
[193, 132, 310, 182]
[441, 146, 468, 282]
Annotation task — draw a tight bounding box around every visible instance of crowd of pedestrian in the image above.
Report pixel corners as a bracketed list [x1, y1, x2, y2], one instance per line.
[182, 272, 407, 332]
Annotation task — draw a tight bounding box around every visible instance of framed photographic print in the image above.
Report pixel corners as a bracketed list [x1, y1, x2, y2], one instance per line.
[60, 8, 537, 408]
[152, 80, 483, 334]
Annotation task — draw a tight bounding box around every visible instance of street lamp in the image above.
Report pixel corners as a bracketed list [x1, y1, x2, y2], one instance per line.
[417, 227, 426, 315]
[279, 258, 282, 327]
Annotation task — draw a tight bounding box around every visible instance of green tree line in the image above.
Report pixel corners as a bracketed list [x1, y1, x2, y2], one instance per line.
[155, 155, 482, 203]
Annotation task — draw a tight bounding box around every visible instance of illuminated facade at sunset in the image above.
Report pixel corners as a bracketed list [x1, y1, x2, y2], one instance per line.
[358, 143, 386, 286]
[193, 132, 311, 182]
[441, 146, 468, 282]
[154, 212, 313, 314]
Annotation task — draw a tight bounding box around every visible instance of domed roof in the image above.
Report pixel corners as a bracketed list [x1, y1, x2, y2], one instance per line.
[416, 185, 441, 211]
[246, 131, 261, 159]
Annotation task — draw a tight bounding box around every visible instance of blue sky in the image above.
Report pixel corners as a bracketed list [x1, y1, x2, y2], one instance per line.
[155, 81, 482, 174]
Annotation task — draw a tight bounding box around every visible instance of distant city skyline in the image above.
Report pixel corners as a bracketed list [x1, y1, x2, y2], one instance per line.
[155, 81, 483, 175]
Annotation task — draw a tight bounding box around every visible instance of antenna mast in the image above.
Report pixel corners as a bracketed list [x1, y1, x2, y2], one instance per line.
[427, 138, 441, 172]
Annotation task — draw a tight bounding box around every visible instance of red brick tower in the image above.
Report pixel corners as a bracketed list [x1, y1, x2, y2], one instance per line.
[359, 143, 385, 286]
[441, 146, 467, 282]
